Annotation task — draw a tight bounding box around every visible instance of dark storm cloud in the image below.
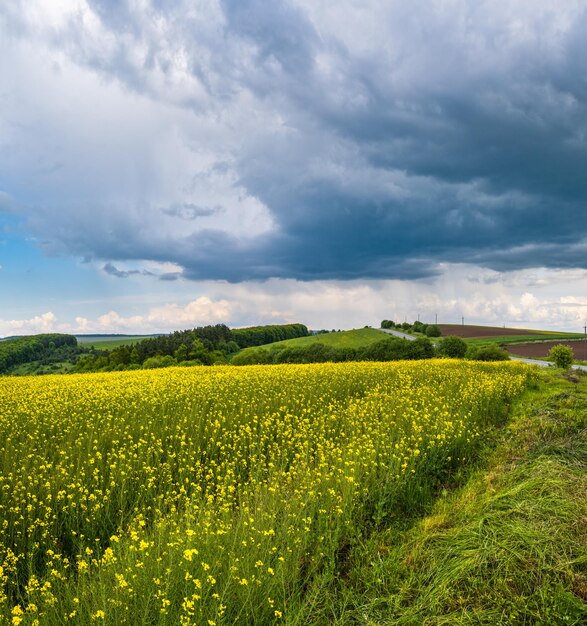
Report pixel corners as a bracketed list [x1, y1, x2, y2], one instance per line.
[227, 1, 587, 277]
[103, 263, 154, 278]
[103, 261, 182, 281]
[4, 0, 587, 280]
[162, 204, 220, 220]
[220, 0, 319, 76]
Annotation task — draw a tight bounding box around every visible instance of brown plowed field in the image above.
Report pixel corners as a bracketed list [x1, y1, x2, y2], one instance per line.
[505, 340, 587, 359]
[438, 324, 539, 338]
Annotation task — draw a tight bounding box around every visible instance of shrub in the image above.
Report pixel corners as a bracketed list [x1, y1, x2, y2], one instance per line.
[425, 324, 441, 337]
[361, 338, 406, 361]
[407, 337, 435, 359]
[142, 355, 177, 369]
[548, 344, 574, 369]
[471, 345, 509, 361]
[437, 336, 467, 359]
[276, 344, 336, 364]
[360, 338, 434, 362]
[231, 349, 273, 366]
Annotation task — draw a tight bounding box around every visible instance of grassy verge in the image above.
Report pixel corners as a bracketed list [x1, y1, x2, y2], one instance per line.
[305, 368, 587, 625]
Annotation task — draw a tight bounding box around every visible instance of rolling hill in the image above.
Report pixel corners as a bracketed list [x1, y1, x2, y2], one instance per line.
[232, 327, 386, 360]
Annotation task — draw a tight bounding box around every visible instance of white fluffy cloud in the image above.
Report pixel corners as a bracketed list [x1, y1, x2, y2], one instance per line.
[0, 312, 61, 336]
[68, 296, 232, 334]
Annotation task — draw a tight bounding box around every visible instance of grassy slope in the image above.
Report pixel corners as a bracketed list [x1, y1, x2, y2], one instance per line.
[300, 368, 587, 625]
[9, 361, 75, 375]
[76, 336, 155, 349]
[234, 327, 387, 357]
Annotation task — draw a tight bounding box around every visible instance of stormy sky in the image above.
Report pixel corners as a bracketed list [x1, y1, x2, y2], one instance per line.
[2, 0, 587, 334]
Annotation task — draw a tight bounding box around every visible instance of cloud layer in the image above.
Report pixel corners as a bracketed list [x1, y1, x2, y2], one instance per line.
[3, 266, 587, 337]
[2, 0, 587, 282]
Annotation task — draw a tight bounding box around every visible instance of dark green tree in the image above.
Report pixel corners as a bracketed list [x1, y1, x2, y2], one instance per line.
[130, 347, 141, 365]
[190, 338, 208, 362]
[174, 344, 189, 362]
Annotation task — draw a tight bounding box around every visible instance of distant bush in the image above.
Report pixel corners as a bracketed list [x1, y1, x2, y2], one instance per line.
[412, 320, 427, 334]
[437, 336, 467, 359]
[548, 344, 574, 370]
[360, 337, 434, 362]
[407, 337, 435, 359]
[231, 348, 273, 366]
[361, 339, 406, 361]
[143, 355, 177, 369]
[178, 359, 205, 367]
[469, 345, 510, 361]
[381, 320, 438, 335]
[276, 344, 334, 364]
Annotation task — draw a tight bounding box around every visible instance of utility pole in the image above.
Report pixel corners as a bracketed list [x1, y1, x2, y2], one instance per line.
[462, 316, 464, 326]
[435, 313, 438, 325]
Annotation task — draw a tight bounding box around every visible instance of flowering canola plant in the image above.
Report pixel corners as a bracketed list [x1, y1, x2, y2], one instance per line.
[0, 360, 529, 624]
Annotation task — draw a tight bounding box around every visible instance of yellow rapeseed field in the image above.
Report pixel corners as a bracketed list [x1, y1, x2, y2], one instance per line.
[0, 360, 529, 625]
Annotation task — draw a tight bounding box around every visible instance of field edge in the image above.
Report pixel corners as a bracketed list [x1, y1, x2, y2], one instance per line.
[308, 368, 587, 625]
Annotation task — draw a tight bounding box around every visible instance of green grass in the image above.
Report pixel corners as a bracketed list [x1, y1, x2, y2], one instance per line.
[9, 360, 76, 375]
[76, 336, 155, 349]
[234, 327, 387, 358]
[306, 368, 587, 625]
[464, 333, 586, 347]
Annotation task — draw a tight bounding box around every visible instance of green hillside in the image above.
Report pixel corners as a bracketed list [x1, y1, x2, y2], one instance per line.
[233, 327, 385, 360]
[0, 334, 79, 375]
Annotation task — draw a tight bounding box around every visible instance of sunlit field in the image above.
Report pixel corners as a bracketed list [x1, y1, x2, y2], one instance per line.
[0, 361, 529, 625]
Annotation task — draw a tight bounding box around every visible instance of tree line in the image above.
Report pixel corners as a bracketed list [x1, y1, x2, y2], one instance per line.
[381, 319, 442, 337]
[232, 323, 309, 347]
[75, 323, 309, 372]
